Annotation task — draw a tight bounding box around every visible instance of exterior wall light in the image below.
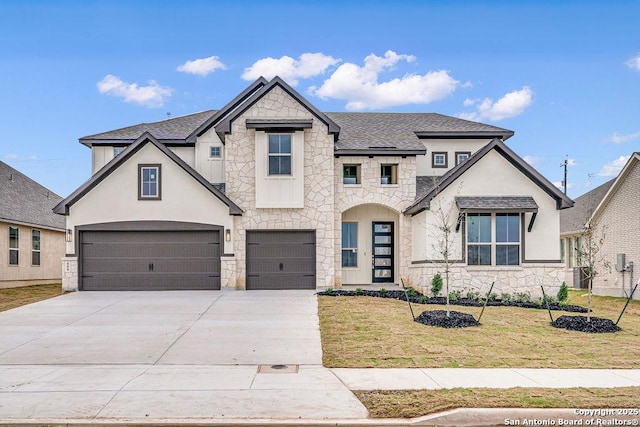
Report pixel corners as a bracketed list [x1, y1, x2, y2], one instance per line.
[65, 229, 73, 242]
[225, 229, 231, 242]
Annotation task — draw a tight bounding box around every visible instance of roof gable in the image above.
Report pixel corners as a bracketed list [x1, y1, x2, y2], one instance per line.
[214, 77, 340, 141]
[54, 132, 243, 216]
[0, 161, 65, 230]
[404, 138, 574, 215]
[559, 178, 615, 234]
[589, 152, 640, 225]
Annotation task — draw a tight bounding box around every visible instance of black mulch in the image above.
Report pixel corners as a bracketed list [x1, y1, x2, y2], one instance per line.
[552, 315, 621, 333]
[318, 289, 587, 313]
[415, 310, 480, 328]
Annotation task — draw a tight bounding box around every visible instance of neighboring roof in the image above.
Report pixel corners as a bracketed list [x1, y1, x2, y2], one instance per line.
[54, 133, 243, 216]
[327, 112, 510, 155]
[214, 77, 341, 141]
[405, 138, 574, 215]
[0, 161, 65, 230]
[561, 152, 639, 234]
[79, 110, 217, 146]
[456, 196, 538, 212]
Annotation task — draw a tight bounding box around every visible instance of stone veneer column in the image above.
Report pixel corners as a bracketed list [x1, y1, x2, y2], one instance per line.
[220, 256, 237, 289]
[61, 256, 78, 291]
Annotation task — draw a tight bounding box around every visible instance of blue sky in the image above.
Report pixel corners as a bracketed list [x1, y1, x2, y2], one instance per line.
[1, 0, 639, 199]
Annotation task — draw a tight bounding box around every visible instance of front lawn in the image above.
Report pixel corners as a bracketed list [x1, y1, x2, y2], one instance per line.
[318, 290, 640, 368]
[0, 284, 64, 312]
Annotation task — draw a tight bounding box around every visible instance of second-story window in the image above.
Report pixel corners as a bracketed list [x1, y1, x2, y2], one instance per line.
[210, 146, 221, 158]
[138, 164, 161, 200]
[343, 164, 361, 184]
[380, 164, 398, 184]
[268, 134, 292, 175]
[113, 147, 125, 157]
[432, 152, 448, 168]
[455, 151, 471, 165]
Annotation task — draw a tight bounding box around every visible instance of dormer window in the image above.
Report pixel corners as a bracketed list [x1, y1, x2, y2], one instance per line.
[268, 134, 292, 175]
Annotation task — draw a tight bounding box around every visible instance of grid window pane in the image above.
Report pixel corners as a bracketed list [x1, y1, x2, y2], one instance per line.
[9, 250, 18, 265]
[141, 167, 159, 197]
[468, 245, 491, 265]
[9, 226, 18, 249]
[210, 146, 221, 157]
[496, 245, 519, 265]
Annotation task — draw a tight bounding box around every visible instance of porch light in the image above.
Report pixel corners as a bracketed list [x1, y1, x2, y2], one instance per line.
[225, 229, 231, 242]
[65, 229, 73, 242]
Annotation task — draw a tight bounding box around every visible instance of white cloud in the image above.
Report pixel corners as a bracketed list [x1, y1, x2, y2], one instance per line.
[459, 86, 533, 121]
[177, 56, 226, 76]
[463, 98, 475, 107]
[242, 52, 339, 86]
[97, 75, 173, 108]
[626, 53, 640, 71]
[523, 155, 543, 168]
[553, 181, 574, 190]
[4, 153, 38, 161]
[598, 155, 631, 177]
[311, 50, 458, 110]
[610, 131, 640, 144]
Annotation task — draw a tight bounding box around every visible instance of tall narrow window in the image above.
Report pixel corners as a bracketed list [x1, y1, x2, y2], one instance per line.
[138, 164, 161, 200]
[9, 226, 18, 265]
[341, 222, 358, 267]
[380, 164, 398, 184]
[32, 230, 41, 266]
[343, 164, 361, 184]
[568, 238, 574, 268]
[575, 236, 583, 265]
[268, 134, 292, 175]
[495, 213, 520, 265]
[560, 238, 565, 264]
[467, 214, 491, 265]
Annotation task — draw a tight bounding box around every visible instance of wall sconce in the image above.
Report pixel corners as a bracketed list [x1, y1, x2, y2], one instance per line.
[65, 229, 73, 242]
[225, 229, 231, 242]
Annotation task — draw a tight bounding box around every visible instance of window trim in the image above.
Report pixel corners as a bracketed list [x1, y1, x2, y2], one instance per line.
[341, 222, 358, 268]
[267, 134, 292, 176]
[138, 164, 162, 200]
[432, 152, 448, 168]
[380, 164, 398, 185]
[455, 151, 471, 166]
[31, 229, 41, 266]
[210, 146, 221, 159]
[343, 164, 361, 185]
[466, 212, 522, 266]
[9, 226, 18, 266]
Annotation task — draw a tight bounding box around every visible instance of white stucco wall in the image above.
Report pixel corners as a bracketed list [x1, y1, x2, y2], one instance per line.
[168, 146, 195, 168]
[66, 143, 235, 255]
[416, 139, 491, 176]
[92, 146, 112, 174]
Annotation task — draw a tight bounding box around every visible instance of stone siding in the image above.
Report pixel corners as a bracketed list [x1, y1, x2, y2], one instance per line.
[62, 256, 78, 291]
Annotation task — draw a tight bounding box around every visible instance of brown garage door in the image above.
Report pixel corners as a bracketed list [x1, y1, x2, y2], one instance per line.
[246, 230, 316, 290]
[81, 230, 221, 291]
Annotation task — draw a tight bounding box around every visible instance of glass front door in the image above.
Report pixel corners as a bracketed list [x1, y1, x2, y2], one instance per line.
[372, 222, 394, 283]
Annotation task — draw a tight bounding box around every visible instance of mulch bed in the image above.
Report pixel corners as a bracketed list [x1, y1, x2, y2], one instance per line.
[552, 315, 621, 333]
[318, 289, 587, 313]
[414, 310, 480, 328]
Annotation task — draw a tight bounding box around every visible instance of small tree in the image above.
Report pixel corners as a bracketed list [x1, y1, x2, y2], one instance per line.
[556, 282, 569, 303]
[576, 219, 609, 321]
[431, 273, 443, 297]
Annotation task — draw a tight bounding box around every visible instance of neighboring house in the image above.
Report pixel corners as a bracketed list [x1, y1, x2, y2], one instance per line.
[55, 76, 573, 294]
[0, 161, 65, 288]
[560, 153, 640, 299]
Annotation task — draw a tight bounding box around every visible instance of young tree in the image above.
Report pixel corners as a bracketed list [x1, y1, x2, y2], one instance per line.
[576, 218, 609, 321]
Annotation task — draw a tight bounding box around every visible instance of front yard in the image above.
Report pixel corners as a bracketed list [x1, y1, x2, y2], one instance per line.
[318, 290, 640, 368]
[0, 284, 63, 312]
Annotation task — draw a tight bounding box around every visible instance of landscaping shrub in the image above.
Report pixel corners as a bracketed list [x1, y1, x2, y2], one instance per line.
[557, 282, 569, 303]
[431, 274, 443, 297]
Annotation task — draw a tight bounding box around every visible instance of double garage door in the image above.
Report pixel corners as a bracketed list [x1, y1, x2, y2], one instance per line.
[80, 230, 221, 291]
[80, 228, 316, 291]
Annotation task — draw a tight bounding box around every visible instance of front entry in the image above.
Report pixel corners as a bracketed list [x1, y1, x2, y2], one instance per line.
[372, 222, 394, 283]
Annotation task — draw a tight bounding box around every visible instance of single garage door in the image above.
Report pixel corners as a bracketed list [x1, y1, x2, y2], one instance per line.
[81, 230, 221, 291]
[246, 230, 316, 290]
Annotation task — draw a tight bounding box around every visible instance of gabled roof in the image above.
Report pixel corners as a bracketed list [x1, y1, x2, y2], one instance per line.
[214, 77, 341, 142]
[326, 112, 510, 155]
[0, 161, 65, 230]
[559, 178, 615, 235]
[79, 110, 217, 146]
[54, 132, 243, 216]
[405, 138, 574, 215]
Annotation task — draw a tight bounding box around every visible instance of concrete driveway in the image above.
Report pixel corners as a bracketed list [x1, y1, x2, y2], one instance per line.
[0, 289, 368, 422]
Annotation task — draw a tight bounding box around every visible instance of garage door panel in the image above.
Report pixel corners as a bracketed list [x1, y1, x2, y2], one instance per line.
[246, 231, 316, 290]
[81, 229, 221, 291]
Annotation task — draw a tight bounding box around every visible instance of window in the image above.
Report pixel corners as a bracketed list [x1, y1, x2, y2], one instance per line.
[432, 152, 448, 168]
[568, 238, 574, 268]
[343, 164, 361, 184]
[32, 230, 40, 266]
[9, 226, 18, 265]
[495, 213, 520, 265]
[210, 146, 221, 158]
[138, 164, 161, 200]
[113, 147, 125, 157]
[575, 236, 583, 265]
[380, 164, 398, 184]
[455, 151, 471, 165]
[467, 213, 521, 266]
[268, 134, 291, 175]
[342, 222, 358, 267]
[560, 239, 565, 264]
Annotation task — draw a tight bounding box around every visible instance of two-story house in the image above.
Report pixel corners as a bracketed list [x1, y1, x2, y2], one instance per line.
[55, 76, 573, 295]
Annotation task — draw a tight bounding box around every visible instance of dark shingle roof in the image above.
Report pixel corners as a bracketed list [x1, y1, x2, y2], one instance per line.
[326, 112, 513, 152]
[80, 110, 217, 145]
[456, 196, 538, 211]
[560, 179, 615, 234]
[0, 161, 65, 230]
